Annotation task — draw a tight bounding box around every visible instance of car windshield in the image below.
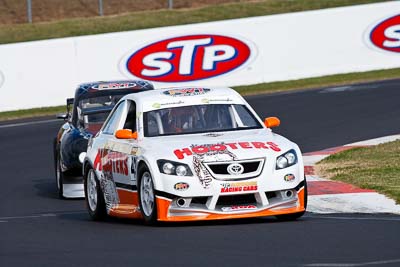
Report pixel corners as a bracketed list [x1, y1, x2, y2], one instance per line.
[77, 95, 124, 133]
[144, 104, 262, 137]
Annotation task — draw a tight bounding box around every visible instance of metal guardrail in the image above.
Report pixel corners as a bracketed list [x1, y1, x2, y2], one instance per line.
[26, 0, 32, 23]
[25, 0, 176, 23]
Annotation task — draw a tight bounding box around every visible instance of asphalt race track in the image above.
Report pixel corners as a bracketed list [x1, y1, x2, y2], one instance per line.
[1, 79, 400, 267]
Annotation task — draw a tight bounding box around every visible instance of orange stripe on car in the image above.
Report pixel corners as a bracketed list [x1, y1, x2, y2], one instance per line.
[108, 189, 143, 219]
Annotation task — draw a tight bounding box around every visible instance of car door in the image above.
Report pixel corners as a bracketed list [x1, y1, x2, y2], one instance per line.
[95, 99, 140, 211]
[106, 99, 139, 189]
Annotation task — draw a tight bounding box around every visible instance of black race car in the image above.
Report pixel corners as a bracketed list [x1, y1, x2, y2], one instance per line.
[53, 80, 154, 198]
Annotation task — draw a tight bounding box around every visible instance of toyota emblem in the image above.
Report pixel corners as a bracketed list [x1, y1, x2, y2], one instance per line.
[227, 163, 244, 175]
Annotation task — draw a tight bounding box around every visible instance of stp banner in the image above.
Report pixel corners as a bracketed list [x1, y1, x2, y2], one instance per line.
[0, 1, 399, 111]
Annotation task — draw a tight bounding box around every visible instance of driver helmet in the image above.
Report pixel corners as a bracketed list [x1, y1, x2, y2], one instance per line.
[167, 106, 196, 132]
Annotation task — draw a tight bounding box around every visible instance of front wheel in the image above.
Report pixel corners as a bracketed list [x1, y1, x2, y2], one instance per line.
[84, 168, 107, 221]
[55, 152, 65, 199]
[138, 167, 157, 225]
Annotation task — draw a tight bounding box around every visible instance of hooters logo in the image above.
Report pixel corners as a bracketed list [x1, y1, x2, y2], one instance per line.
[123, 34, 253, 82]
[368, 14, 400, 53]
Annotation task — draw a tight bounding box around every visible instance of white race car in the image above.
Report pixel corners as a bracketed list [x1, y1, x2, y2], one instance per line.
[83, 87, 307, 224]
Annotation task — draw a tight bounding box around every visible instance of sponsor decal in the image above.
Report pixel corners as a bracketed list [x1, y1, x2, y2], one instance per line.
[174, 182, 189, 191]
[124, 34, 253, 82]
[368, 14, 400, 53]
[111, 156, 129, 176]
[131, 147, 140, 155]
[93, 149, 103, 171]
[201, 98, 233, 104]
[192, 144, 238, 189]
[220, 181, 257, 193]
[152, 100, 185, 109]
[174, 141, 281, 160]
[203, 133, 224, 137]
[93, 148, 120, 210]
[221, 205, 257, 212]
[163, 88, 210, 96]
[92, 82, 137, 90]
[94, 149, 129, 176]
[284, 174, 295, 182]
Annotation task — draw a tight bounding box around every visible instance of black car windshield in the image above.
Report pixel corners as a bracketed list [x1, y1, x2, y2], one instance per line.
[77, 95, 124, 132]
[144, 104, 262, 137]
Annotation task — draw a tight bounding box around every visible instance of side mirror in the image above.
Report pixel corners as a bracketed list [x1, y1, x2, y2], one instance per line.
[264, 117, 280, 128]
[115, 129, 138, 139]
[56, 113, 68, 120]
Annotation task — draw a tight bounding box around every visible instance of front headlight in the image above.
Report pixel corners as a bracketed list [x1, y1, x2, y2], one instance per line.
[157, 160, 193, 176]
[276, 149, 298, 170]
[162, 162, 175, 175]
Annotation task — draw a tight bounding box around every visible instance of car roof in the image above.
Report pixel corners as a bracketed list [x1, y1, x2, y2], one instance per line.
[70, 80, 154, 127]
[122, 87, 246, 111]
[74, 80, 154, 100]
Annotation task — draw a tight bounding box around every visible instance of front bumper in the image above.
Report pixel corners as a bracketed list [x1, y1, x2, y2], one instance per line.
[155, 181, 306, 222]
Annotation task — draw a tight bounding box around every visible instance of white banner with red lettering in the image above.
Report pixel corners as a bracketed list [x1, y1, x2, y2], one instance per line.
[0, 1, 399, 111]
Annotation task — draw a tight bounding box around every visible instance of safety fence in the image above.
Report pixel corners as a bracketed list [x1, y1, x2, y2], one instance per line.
[1, 0, 253, 24]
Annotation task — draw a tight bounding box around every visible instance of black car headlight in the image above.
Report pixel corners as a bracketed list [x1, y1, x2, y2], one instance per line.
[157, 160, 193, 176]
[276, 149, 298, 170]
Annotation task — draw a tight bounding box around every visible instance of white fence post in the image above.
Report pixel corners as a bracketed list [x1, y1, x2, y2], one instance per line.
[168, 0, 173, 9]
[27, 0, 32, 23]
[98, 0, 104, 16]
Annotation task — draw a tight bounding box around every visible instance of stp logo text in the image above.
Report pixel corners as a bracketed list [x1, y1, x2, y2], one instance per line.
[126, 34, 252, 82]
[369, 14, 400, 53]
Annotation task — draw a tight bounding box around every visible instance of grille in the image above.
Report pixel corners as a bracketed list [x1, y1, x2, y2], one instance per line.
[209, 161, 259, 175]
[203, 158, 265, 180]
[191, 197, 208, 205]
[216, 194, 256, 206]
[266, 191, 276, 199]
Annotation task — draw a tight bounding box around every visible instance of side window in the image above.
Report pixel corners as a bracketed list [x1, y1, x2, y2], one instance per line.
[102, 101, 126, 135]
[123, 100, 136, 132]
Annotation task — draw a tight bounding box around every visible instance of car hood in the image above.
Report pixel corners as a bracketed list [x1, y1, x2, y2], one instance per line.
[141, 129, 298, 163]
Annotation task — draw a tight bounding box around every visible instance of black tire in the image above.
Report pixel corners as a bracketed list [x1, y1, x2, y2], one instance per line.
[138, 165, 158, 225]
[276, 179, 308, 221]
[55, 150, 65, 199]
[84, 167, 107, 221]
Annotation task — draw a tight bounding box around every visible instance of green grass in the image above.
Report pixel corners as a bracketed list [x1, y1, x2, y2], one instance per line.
[1, 67, 399, 121]
[0, 0, 390, 44]
[316, 140, 400, 204]
[0, 106, 66, 121]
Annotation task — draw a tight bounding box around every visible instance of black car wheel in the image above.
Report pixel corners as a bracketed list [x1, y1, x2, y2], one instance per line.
[55, 152, 65, 199]
[84, 168, 107, 221]
[138, 165, 158, 225]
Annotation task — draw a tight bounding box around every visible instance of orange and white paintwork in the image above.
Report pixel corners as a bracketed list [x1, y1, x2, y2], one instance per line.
[84, 87, 306, 222]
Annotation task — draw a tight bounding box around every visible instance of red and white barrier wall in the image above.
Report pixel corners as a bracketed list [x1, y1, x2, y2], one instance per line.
[0, 1, 399, 111]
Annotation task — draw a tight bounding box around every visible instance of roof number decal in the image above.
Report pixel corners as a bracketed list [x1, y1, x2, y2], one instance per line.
[163, 88, 210, 96]
[92, 82, 137, 90]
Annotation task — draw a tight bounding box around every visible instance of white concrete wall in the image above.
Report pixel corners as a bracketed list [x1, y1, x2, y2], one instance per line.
[0, 1, 399, 111]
